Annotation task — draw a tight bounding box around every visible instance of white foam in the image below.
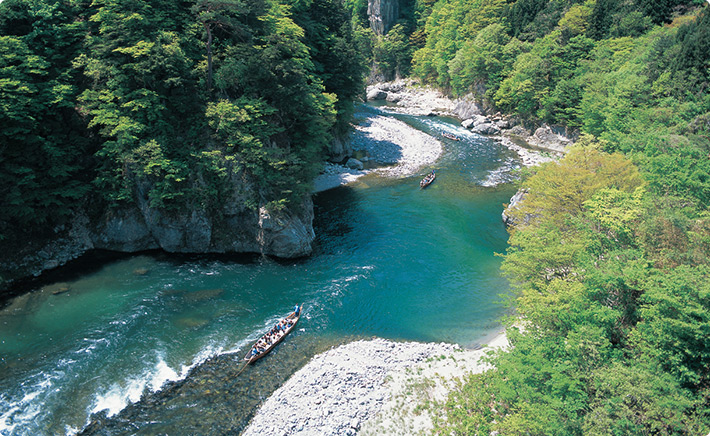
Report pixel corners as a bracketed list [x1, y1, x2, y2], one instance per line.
[0, 402, 21, 435]
[88, 346, 228, 420]
[479, 158, 519, 187]
[0, 381, 49, 436]
[90, 377, 145, 417]
[178, 344, 223, 377]
[64, 424, 81, 436]
[150, 357, 180, 391]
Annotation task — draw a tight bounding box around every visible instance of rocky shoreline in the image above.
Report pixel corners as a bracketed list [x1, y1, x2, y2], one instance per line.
[367, 80, 573, 166]
[243, 334, 508, 436]
[314, 80, 575, 194]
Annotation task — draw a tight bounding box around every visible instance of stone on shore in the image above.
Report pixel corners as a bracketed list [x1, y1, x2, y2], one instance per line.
[528, 124, 572, 152]
[346, 158, 364, 170]
[453, 95, 484, 119]
[366, 88, 387, 101]
[385, 92, 401, 103]
[471, 122, 501, 135]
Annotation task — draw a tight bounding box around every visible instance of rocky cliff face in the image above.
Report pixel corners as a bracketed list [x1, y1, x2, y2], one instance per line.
[326, 135, 353, 163]
[367, 0, 399, 35]
[1, 183, 315, 289]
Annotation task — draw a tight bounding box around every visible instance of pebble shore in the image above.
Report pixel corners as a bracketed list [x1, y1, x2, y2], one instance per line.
[312, 108, 442, 193]
[242, 335, 507, 436]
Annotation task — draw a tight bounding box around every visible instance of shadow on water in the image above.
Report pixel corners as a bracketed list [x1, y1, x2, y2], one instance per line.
[0, 251, 135, 310]
[0, 250, 266, 311]
[312, 186, 364, 255]
[79, 333, 360, 436]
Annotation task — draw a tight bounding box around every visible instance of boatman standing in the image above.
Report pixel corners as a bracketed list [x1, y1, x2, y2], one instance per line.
[294, 305, 300, 316]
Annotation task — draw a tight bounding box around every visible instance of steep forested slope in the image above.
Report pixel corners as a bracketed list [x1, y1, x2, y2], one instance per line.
[0, 0, 364, 250]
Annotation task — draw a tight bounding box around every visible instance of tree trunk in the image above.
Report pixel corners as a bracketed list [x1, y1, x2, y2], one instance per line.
[205, 22, 213, 89]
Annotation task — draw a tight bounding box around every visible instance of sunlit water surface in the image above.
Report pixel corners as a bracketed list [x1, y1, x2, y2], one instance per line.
[0, 106, 519, 435]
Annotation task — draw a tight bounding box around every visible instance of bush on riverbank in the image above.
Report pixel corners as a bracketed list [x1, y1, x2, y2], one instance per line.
[436, 136, 710, 434]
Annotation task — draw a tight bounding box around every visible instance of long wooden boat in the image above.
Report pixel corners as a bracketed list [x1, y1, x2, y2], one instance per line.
[442, 132, 460, 141]
[244, 304, 302, 364]
[420, 171, 436, 189]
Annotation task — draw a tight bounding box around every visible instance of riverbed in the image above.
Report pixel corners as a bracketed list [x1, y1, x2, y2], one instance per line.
[0, 104, 519, 435]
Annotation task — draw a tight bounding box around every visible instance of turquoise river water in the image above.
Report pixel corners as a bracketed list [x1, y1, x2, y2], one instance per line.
[0, 106, 519, 435]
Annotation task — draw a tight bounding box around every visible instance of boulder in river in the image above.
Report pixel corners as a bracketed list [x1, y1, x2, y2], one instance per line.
[366, 88, 387, 101]
[346, 158, 364, 170]
[183, 288, 224, 302]
[462, 114, 491, 130]
[471, 123, 501, 135]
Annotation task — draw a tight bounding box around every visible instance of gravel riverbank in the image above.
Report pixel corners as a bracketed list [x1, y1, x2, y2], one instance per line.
[313, 109, 442, 193]
[242, 334, 508, 436]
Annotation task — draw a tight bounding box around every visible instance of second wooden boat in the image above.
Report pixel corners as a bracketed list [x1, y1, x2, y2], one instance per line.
[442, 132, 460, 141]
[420, 171, 436, 189]
[244, 304, 302, 364]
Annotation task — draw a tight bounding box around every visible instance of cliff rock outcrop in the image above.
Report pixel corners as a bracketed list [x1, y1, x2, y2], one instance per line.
[367, 0, 399, 35]
[1, 188, 315, 289]
[502, 189, 537, 227]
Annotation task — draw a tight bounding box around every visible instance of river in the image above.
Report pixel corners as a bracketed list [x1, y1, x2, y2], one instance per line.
[0, 106, 519, 435]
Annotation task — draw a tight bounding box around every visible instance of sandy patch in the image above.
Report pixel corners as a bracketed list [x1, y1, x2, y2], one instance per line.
[359, 332, 509, 436]
[313, 111, 442, 193]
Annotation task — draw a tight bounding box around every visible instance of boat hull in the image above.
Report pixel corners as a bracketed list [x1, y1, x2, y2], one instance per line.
[244, 306, 302, 364]
[420, 173, 436, 189]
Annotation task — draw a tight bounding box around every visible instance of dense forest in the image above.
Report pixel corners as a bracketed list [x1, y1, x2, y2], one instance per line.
[0, 0, 364, 246]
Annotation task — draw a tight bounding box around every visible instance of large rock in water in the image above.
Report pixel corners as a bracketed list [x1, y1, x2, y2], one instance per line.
[367, 0, 399, 35]
[366, 87, 387, 101]
[471, 123, 501, 135]
[462, 114, 490, 129]
[502, 189, 534, 227]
